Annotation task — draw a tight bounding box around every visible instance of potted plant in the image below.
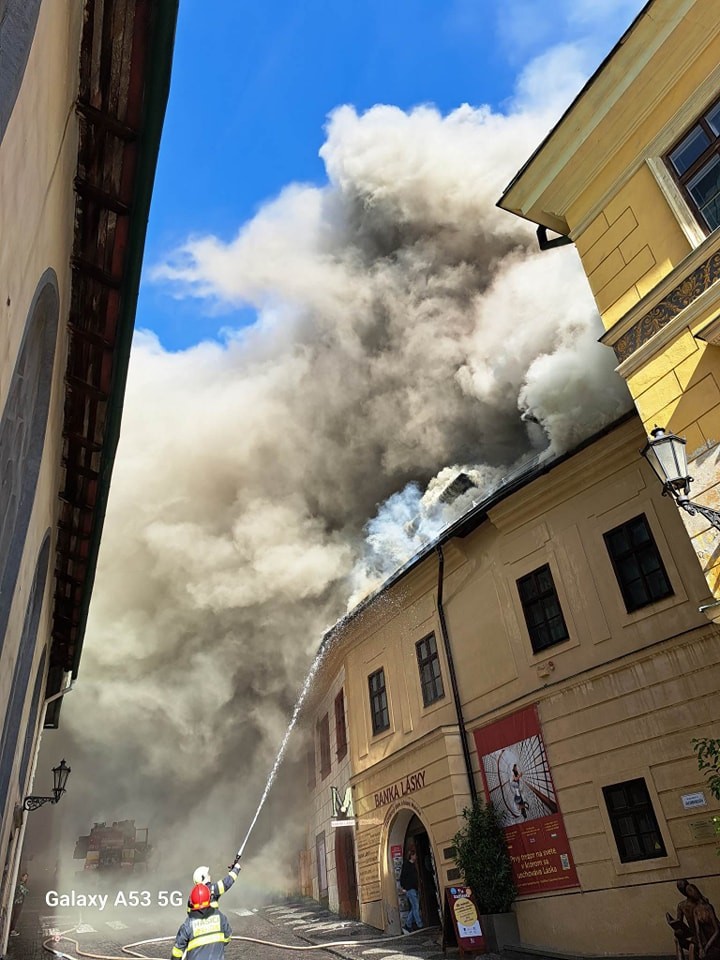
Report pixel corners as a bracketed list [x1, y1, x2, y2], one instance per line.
[453, 799, 519, 952]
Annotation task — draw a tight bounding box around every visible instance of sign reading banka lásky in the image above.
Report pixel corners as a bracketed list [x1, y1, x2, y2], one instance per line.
[374, 770, 425, 808]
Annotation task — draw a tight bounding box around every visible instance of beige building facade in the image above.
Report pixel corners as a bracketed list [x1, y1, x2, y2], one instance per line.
[303, 663, 359, 918]
[0, 0, 176, 948]
[302, 414, 720, 955]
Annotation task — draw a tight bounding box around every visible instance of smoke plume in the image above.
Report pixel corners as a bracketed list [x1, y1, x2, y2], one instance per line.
[36, 95, 630, 896]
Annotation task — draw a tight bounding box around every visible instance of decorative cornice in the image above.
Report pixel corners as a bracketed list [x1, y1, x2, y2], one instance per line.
[614, 249, 720, 361]
[616, 281, 720, 380]
[601, 230, 720, 343]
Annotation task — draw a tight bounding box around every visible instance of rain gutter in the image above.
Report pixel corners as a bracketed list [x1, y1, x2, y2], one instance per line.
[436, 544, 478, 804]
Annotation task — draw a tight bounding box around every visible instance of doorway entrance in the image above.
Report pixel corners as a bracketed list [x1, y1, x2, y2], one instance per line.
[386, 809, 441, 933]
[404, 815, 440, 928]
[334, 829, 359, 919]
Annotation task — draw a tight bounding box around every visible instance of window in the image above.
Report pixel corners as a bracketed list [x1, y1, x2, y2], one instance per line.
[335, 688, 347, 761]
[666, 97, 720, 232]
[368, 668, 389, 735]
[603, 514, 673, 613]
[306, 743, 316, 790]
[517, 564, 569, 653]
[602, 778, 667, 863]
[318, 713, 331, 779]
[416, 632, 445, 706]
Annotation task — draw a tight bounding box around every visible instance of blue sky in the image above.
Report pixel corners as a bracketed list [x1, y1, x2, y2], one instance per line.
[139, 0, 646, 351]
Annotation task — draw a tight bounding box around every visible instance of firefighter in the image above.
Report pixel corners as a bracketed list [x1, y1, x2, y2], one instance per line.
[172, 883, 232, 959]
[188, 859, 241, 912]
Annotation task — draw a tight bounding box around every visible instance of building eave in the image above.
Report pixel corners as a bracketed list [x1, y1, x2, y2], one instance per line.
[496, 0, 658, 230]
[46, 0, 178, 726]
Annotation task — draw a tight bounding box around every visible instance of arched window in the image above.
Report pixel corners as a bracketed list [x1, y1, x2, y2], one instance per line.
[0, 0, 44, 145]
[0, 533, 51, 818]
[17, 645, 47, 796]
[0, 270, 59, 656]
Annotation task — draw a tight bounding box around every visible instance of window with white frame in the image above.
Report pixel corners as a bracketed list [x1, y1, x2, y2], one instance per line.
[666, 96, 720, 233]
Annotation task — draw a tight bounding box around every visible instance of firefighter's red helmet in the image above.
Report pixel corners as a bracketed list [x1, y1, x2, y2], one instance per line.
[189, 883, 211, 909]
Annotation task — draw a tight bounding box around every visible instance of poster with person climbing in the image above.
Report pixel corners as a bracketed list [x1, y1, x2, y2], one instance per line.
[473, 704, 579, 895]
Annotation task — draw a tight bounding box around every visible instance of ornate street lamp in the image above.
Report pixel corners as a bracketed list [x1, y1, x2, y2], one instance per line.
[641, 427, 720, 530]
[23, 759, 71, 812]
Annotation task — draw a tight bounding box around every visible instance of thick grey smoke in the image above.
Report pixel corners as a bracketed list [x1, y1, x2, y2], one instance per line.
[38, 95, 631, 896]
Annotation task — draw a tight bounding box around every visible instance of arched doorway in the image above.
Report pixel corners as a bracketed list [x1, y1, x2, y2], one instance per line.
[334, 828, 359, 919]
[385, 808, 440, 933]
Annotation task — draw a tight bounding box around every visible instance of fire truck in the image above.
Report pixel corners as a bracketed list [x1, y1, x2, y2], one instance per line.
[73, 820, 151, 873]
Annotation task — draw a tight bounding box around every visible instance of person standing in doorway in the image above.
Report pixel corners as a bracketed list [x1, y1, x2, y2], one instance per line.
[400, 850, 422, 933]
[9, 872, 29, 937]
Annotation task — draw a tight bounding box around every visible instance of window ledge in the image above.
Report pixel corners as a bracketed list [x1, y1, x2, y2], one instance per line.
[646, 156, 706, 248]
[610, 851, 679, 877]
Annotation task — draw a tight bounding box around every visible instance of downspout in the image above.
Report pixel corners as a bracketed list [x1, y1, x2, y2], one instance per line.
[436, 545, 478, 804]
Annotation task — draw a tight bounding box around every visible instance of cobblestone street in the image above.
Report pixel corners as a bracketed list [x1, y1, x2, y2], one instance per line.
[5, 894, 476, 960]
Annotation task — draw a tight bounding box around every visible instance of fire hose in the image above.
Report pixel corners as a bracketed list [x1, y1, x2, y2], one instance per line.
[42, 926, 420, 960]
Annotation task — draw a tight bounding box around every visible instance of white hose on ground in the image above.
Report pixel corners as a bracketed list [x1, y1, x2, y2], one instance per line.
[42, 928, 422, 960]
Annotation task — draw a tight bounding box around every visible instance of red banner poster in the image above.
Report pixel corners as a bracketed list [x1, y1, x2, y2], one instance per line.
[473, 704, 579, 895]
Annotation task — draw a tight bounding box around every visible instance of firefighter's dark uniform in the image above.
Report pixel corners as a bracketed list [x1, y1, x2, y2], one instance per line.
[187, 865, 239, 912]
[172, 906, 231, 958]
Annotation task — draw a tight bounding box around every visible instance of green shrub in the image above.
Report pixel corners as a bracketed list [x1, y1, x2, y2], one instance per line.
[452, 799, 516, 914]
[692, 737, 720, 854]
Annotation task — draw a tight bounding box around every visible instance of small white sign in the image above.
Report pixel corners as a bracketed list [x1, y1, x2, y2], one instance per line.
[682, 792, 707, 809]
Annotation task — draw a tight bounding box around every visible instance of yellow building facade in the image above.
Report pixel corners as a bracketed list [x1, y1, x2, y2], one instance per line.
[302, 414, 720, 955]
[498, 0, 720, 603]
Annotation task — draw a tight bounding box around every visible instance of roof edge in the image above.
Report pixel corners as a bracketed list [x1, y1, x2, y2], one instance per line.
[319, 409, 638, 656]
[496, 0, 654, 218]
[69, 0, 179, 680]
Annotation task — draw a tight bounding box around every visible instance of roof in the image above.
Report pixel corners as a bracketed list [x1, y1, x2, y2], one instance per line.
[46, 0, 179, 726]
[317, 410, 638, 664]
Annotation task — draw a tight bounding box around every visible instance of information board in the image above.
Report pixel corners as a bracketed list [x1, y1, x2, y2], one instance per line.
[442, 885, 486, 956]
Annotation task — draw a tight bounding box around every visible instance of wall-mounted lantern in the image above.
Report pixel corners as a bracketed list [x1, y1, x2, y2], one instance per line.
[641, 427, 720, 531]
[23, 759, 71, 812]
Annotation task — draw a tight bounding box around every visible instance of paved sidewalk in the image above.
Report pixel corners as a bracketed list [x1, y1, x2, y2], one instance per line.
[4, 891, 59, 960]
[262, 898, 495, 960]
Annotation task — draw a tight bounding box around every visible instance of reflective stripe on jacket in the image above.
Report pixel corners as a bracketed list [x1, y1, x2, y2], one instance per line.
[212, 867, 238, 903]
[172, 907, 231, 958]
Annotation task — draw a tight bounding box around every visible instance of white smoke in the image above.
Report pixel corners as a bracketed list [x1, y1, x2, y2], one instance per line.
[41, 79, 633, 886]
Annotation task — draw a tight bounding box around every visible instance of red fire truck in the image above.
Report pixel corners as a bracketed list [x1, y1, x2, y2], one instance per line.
[73, 820, 151, 873]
